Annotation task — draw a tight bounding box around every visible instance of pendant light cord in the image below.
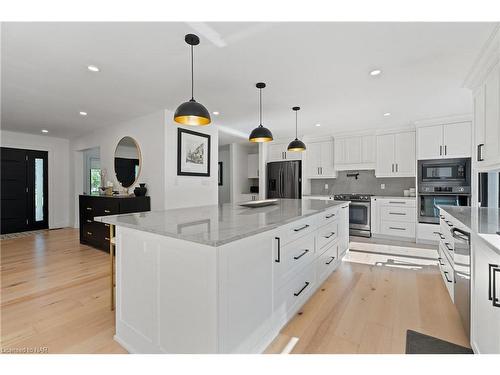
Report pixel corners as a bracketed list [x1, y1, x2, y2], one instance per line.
[190, 45, 194, 100]
[295, 110, 298, 138]
[259, 88, 263, 126]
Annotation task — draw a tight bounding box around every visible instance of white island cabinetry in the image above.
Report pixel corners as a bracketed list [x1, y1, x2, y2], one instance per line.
[100, 199, 350, 354]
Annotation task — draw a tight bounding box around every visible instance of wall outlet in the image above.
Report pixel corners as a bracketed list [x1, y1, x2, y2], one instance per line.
[380, 183, 385, 189]
[324, 183, 329, 190]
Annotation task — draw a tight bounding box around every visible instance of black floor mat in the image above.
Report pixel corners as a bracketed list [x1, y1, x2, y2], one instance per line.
[405, 330, 473, 354]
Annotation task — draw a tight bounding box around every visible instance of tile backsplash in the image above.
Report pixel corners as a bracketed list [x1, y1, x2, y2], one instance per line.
[310, 170, 415, 196]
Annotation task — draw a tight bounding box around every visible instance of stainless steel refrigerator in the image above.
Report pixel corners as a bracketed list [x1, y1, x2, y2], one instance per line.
[267, 161, 302, 199]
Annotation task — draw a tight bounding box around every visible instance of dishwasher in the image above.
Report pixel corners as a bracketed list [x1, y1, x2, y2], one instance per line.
[452, 227, 471, 338]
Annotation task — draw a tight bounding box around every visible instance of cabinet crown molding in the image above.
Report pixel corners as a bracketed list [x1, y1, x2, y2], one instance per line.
[413, 114, 472, 128]
[463, 24, 500, 90]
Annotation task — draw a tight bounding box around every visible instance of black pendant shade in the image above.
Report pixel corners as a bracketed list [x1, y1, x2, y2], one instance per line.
[174, 34, 211, 126]
[249, 82, 273, 143]
[287, 106, 306, 152]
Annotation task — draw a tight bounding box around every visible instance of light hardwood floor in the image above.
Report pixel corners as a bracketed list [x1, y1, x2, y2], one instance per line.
[1, 229, 468, 354]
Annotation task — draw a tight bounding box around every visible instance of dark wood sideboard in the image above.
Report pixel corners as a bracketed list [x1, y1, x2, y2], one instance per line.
[79, 195, 151, 252]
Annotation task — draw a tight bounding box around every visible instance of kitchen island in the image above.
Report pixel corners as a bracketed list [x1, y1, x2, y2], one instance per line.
[96, 198, 350, 354]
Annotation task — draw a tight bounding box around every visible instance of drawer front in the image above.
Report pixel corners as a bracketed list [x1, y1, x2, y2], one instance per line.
[274, 233, 315, 287]
[317, 221, 338, 251]
[278, 215, 317, 246]
[317, 207, 339, 228]
[438, 245, 454, 301]
[378, 198, 416, 208]
[380, 206, 416, 223]
[380, 220, 416, 238]
[316, 242, 338, 284]
[95, 199, 120, 216]
[274, 263, 315, 320]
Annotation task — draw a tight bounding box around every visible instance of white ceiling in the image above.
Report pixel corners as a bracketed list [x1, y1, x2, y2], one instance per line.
[1, 22, 496, 143]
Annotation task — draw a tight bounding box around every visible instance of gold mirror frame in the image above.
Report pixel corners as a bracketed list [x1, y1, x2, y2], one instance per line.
[113, 136, 142, 189]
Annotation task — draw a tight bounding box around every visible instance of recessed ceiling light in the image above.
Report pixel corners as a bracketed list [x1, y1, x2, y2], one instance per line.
[370, 69, 382, 76]
[87, 65, 100, 72]
[315, 123, 321, 127]
[212, 111, 220, 115]
[41, 129, 49, 133]
[79, 111, 88, 116]
[383, 112, 391, 117]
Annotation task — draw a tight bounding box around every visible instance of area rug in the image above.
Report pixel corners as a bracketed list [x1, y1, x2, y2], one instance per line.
[0, 229, 48, 240]
[405, 330, 473, 354]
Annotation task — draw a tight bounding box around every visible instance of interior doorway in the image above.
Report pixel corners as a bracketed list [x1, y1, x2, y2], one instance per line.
[1, 147, 49, 234]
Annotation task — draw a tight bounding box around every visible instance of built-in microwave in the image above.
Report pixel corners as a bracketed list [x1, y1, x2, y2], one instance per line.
[418, 158, 470, 184]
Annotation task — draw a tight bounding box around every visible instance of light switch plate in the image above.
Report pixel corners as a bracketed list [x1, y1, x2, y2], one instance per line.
[381, 183, 385, 189]
[324, 183, 328, 189]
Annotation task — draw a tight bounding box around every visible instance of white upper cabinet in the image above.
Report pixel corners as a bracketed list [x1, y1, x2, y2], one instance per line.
[304, 139, 335, 178]
[416, 122, 471, 160]
[376, 131, 416, 178]
[247, 154, 259, 179]
[334, 134, 375, 170]
[483, 65, 500, 165]
[267, 143, 302, 162]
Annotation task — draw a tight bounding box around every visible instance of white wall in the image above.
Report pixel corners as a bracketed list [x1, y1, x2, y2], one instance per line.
[164, 111, 218, 210]
[0, 130, 71, 229]
[70, 110, 167, 226]
[218, 145, 231, 204]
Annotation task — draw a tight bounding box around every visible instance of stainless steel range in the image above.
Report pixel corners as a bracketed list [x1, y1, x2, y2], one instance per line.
[334, 194, 372, 237]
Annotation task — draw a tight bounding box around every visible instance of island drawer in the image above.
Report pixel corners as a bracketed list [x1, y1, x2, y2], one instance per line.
[380, 220, 416, 238]
[317, 221, 338, 251]
[274, 263, 315, 322]
[316, 241, 338, 284]
[317, 207, 339, 228]
[277, 215, 317, 246]
[274, 233, 315, 288]
[380, 206, 415, 223]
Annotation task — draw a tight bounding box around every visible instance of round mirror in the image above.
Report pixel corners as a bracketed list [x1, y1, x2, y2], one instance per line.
[114, 136, 141, 188]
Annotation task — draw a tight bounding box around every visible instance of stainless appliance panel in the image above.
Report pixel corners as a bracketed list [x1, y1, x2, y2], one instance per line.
[349, 201, 371, 237]
[266, 161, 301, 199]
[418, 194, 470, 224]
[452, 227, 471, 339]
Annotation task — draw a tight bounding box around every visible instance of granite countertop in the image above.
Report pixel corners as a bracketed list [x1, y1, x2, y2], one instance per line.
[95, 198, 350, 247]
[439, 205, 500, 254]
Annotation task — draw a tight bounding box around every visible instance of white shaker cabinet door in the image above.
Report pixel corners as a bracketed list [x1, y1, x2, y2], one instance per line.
[484, 66, 500, 164]
[268, 143, 285, 162]
[304, 142, 322, 177]
[376, 134, 395, 177]
[320, 141, 335, 176]
[344, 136, 361, 164]
[394, 131, 416, 177]
[417, 125, 443, 159]
[443, 122, 471, 158]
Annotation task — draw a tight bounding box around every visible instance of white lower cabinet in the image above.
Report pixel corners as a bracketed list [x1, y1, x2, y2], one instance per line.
[372, 197, 416, 240]
[471, 234, 500, 354]
[316, 241, 339, 284]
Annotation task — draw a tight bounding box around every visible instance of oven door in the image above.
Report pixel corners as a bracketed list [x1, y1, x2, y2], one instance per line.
[418, 194, 470, 224]
[349, 202, 370, 230]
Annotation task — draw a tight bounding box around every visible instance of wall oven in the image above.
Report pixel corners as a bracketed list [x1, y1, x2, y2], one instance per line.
[417, 158, 471, 224]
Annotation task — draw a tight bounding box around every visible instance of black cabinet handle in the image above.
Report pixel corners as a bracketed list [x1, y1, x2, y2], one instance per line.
[488, 264, 499, 301]
[389, 201, 406, 204]
[389, 226, 406, 231]
[294, 281, 310, 297]
[477, 143, 484, 162]
[325, 213, 335, 219]
[443, 271, 452, 283]
[440, 145, 442, 156]
[433, 231, 445, 240]
[444, 145, 447, 155]
[324, 232, 335, 239]
[275, 237, 281, 263]
[444, 242, 453, 251]
[294, 249, 309, 260]
[438, 257, 445, 266]
[326, 256, 335, 265]
[294, 224, 310, 232]
[493, 267, 500, 308]
[445, 220, 453, 227]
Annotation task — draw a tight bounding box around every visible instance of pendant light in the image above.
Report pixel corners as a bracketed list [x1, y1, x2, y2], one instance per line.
[287, 106, 306, 152]
[174, 34, 211, 126]
[249, 82, 273, 142]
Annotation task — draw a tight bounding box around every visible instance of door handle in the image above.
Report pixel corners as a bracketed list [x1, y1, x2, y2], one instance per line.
[274, 237, 281, 263]
[293, 281, 310, 297]
[443, 271, 452, 283]
[293, 249, 309, 260]
[326, 256, 335, 265]
[293, 224, 310, 232]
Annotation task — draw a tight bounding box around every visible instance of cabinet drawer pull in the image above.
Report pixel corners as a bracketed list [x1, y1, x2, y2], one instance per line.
[389, 226, 406, 231]
[325, 213, 335, 219]
[388, 201, 406, 204]
[326, 256, 335, 265]
[86, 207, 92, 211]
[493, 267, 500, 308]
[444, 242, 453, 251]
[433, 231, 445, 240]
[389, 212, 406, 215]
[438, 257, 445, 266]
[439, 215, 445, 219]
[293, 249, 309, 260]
[87, 231, 92, 236]
[105, 224, 110, 227]
[275, 237, 281, 263]
[293, 224, 310, 232]
[324, 232, 335, 239]
[105, 237, 110, 241]
[488, 264, 499, 302]
[104, 209, 111, 213]
[443, 271, 452, 283]
[445, 220, 453, 227]
[86, 219, 92, 223]
[293, 281, 310, 297]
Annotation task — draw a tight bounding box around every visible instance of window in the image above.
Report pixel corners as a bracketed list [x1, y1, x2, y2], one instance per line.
[90, 169, 101, 194]
[35, 158, 44, 221]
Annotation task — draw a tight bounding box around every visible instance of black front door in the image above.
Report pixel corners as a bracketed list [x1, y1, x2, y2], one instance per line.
[1, 147, 48, 234]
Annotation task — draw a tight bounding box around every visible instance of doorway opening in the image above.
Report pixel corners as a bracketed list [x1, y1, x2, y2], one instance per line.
[1, 147, 49, 234]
